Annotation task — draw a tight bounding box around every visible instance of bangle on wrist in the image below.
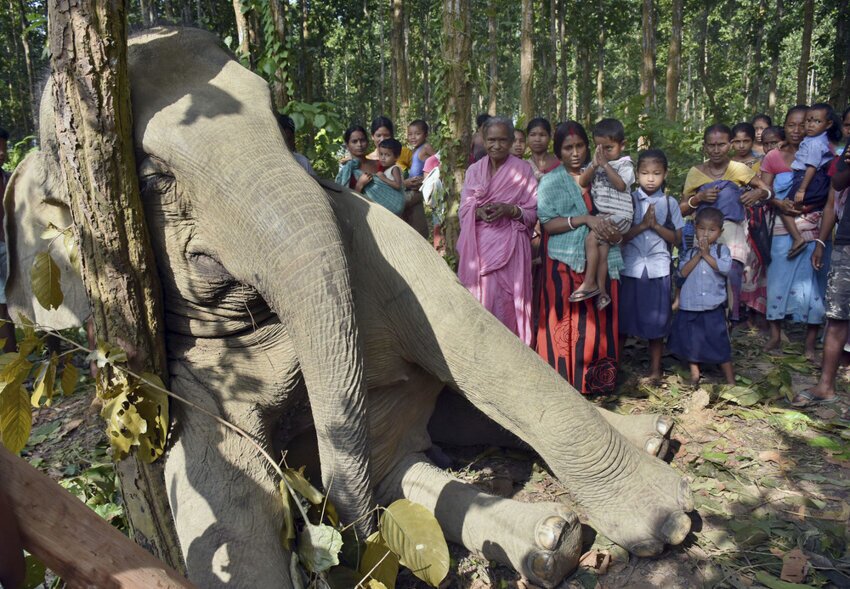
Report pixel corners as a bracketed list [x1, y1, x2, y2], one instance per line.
[688, 196, 699, 209]
[513, 206, 522, 220]
[814, 238, 827, 248]
[567, 216, 575, 230]
[766, 188, 773, 200]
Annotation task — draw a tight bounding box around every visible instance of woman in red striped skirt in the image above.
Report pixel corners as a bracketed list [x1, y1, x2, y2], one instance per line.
[536, 121, 623, 395]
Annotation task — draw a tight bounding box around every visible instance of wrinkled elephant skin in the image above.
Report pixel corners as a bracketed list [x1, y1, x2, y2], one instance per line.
[4, 28, 692, 589]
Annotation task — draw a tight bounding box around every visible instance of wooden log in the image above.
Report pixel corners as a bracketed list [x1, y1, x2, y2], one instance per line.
[0, 447, 195, 589]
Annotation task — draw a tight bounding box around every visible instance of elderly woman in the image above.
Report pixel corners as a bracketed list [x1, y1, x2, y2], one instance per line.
[536, 121, 623, 395]
[458, 116, 538, 344]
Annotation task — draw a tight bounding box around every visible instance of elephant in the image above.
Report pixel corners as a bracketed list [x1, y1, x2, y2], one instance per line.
[5, 27, 693, 588]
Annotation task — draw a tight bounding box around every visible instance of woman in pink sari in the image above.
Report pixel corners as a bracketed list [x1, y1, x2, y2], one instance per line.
[458, 116, 538, 344]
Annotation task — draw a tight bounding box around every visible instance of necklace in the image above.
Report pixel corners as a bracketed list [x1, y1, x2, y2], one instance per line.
[704, 162, 727, 179]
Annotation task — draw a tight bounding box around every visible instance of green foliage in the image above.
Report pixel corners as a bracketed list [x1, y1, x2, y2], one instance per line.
[3, 137, 37, 172]
[281, 100, 344, 178]
[59, 461, 128, 528]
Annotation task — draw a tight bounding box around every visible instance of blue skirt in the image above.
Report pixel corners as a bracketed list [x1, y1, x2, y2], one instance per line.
[667, 307, 731, 364]
[619, 271, 672, 340]
[766, 235, 830, 324]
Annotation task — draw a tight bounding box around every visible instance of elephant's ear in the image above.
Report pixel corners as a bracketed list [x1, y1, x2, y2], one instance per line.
[4, 151, 90, 329]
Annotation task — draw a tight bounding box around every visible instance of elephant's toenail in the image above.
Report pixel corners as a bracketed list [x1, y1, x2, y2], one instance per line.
[528, 550, 557, 584]
[645, 437, 662, 455]
[661, 511, 691, 545]
[630, 540, 663, 557]
[535, 515, 566, 551]
[678, 478, 694, 511]
[656, 416, 672, 436]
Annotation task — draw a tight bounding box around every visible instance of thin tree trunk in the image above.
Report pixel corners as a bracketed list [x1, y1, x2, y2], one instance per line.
[47, 0, 183, 572]
[746, 0, 766, 111]
[487, 0, 497, 115]
[442, 0, 472, 255]
[379, 9, 386, 115]
[666, 0, 682, 120]
[828, 0, 849, 106]
[13, 0, 35, 133]
[520, 0, 533, 122]
[796, 0, 813, 104]
[579, 44, 592, 126]
[268, 0, 290, 110]
[596, 0, 604, 118]
[139, 0, 156, 26]
[696, 3, 720, 121]
[231, 0, 250, 59]
[767, 0, 783, 115]
[640, 0, 656, 109]
[391, 0, 409, 123]
[299, 0, 313, 103]
[558, 0, 568, 121]
[548, 0, 556, 117]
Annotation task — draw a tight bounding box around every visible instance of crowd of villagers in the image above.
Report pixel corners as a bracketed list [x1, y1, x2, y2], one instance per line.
[331, 103, 850, 408]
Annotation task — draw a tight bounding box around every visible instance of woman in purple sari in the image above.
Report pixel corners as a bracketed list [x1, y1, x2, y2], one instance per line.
[458, 117, 538, 344]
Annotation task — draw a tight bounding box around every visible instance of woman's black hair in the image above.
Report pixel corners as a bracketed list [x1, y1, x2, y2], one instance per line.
[843, 106, 850, 122]
[637, 148, 668, 171]
[408, 119, 429, 134]
[526, 117, 552, 136]
[751, 113, 772, 127]
[343, 125, 368, 143]
[476, 113, 492, 129]
[809, 102, 844, 143]
[553, 120, 591, 163]
[784, 104, 809, 124]
[731, 122, 756, 140]
[0, 127, 9, 140]
[370, 116, 395, 136]
[762, 125, 785, 141]
[703, 123, 733, 142]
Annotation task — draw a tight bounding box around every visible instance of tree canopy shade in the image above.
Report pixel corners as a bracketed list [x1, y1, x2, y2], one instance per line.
[1, 0, 848, 146]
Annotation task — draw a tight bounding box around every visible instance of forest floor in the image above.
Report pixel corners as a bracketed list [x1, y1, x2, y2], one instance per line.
[20, 323, 850, 589]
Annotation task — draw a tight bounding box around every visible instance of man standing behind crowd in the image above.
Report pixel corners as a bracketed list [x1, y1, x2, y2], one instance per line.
[0, 129, 17, 353]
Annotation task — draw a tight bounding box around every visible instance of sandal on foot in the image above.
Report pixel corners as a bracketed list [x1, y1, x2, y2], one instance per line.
[569, 288, 600, 303]
[787, 241, 808, 260]
[789, 390, 839, 408]
[596, 293, 612, 310]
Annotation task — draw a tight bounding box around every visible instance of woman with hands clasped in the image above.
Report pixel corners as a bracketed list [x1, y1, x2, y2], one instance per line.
[680, 124, 772, 323]
[457, 116, 538, 345]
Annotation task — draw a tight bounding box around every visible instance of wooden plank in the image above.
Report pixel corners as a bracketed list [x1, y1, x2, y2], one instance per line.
[0, 447, 195, 588]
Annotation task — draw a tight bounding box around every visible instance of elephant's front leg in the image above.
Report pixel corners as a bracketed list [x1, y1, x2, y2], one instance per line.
[164, 375, 294, 588]
[375, 453, 582, 588]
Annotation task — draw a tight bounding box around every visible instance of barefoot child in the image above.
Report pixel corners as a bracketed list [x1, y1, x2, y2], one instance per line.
[375, 138, 404, 190]
[620, 149, 684, 381]
[668, 207, 735, 385]
[571, 118, 634, 310]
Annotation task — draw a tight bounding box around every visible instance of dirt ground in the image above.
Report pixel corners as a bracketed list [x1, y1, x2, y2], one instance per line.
[22, 322, 850, 589]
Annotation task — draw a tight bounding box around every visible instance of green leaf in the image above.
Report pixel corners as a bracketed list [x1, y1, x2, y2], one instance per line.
[282, 467, 324, 505]
[808, 435, 843, 451]
[0, 384, 31, 453]
[61, 361, 79, 396]
[359, 531, 399, 589]
[719, 385, 761, 407]
[22, 554, 46, 589]
[701, 450, 729, 464]
[380, 499, 449, 587]
[290, 112, 305, 130]
[314, 113, 327, 128]
[31, 252, 64, 310]
[297, 523, 343, 573]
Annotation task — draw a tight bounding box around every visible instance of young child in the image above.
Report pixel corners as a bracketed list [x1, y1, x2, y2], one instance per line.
[668, 207, 735, 385]
[620, 149, 684, 381]
[791, 103, 841, 207]
[730, 122, 761, 171]
[406, 119, 436, 189]
[511, 129, 527, 158]
[752, 113, 772, 155]
[570, 118, 634, 310]
[760, 126, 785, 156]
[375, 138, 404, 190]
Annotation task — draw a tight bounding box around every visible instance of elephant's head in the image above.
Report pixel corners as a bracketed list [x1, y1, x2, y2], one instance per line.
[5, 27, 375, 535]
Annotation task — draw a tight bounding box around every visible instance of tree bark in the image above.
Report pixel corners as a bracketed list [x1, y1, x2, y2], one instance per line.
[767, 0, 783, 115]
[666, 0, 683, 120]
[578, 43, 592, 126]
[829, 0, 849, 106]
[796, 0, 813, 104]
[695, 3, 720, 121]
[640, 0, 656, 109]
[520, 0, 533, 122]
[391, 0, 409, 123]
[47, 0, 184, 572]
[231, 0, 250, 60]
[299, 0, 313, 103]
[487, 0, 497, 115]
[441, 0, 471, 255]
[268, 0, 290, 110]
[139, 0, 156, 26]
[746, 0, 766, 111]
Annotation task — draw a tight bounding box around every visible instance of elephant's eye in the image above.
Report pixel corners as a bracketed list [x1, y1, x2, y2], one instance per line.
[138, 156, 174, 193]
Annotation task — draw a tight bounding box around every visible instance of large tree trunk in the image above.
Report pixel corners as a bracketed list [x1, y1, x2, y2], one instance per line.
[796, 0, 813, 104]
[828, 0, 849, 107]
[441, 0, 472, 255]
[487, 0, 497, 115]
[268, 0, 290, 110]
[666, 0, 683, 120]
[767, 0, 783, 115]
[391, 0, 409, 123]
[47, 0, 184, 572]
[640, 0, 656, 108]
[520, 0, 533, 122]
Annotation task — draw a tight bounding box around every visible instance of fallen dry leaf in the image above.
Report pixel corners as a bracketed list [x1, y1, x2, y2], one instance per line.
[814, 407, 838, 420]
[758, 450, 794, 469]
[780, 548, 809, 583]
[578, 550, 611, 575]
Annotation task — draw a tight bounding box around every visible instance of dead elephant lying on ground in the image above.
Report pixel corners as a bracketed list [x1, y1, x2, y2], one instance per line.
[5, 27, 693, 588]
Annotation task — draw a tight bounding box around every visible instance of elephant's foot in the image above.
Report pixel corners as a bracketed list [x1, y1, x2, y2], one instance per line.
[376, 453, 581, 588]
[596, 407, 673, 457]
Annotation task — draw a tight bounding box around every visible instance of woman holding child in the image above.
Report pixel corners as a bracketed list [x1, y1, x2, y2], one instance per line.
[763, 105, 833, 359]
[536, 121, 623, 395]
[458, 116, 538, 345]
[336, 125, 406, 215]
